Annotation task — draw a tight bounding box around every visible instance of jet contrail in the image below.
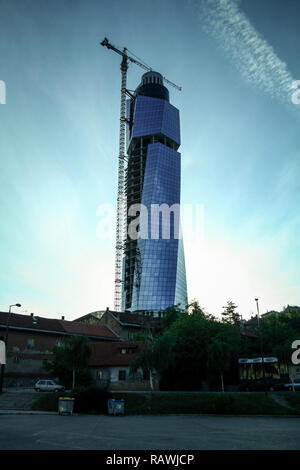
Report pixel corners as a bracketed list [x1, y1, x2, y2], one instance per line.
[192, 0, 297, 106]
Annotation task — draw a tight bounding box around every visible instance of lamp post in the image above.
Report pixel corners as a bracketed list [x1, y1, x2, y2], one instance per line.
[0, 303, 21, 393]
[255, 298, 266, 383]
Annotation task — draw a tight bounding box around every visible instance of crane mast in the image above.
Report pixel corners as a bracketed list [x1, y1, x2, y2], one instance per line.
[100, 37, 181, 312]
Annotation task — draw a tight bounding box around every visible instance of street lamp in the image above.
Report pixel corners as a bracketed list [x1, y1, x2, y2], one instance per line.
[255, 298, 266, 382]
[0, 303, 22, 393]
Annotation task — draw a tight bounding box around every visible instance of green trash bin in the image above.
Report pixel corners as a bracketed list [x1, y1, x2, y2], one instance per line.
[58, 397, 75, 415]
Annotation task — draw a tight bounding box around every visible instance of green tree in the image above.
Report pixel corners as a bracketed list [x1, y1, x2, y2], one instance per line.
[47, 335, 92, 389]
[259, 314, 299, 365]
[221, 301, 241, 326]
[207, 324, 241, 392]
[156, 311, 216, 390]
[154, 305, 184, 335]
[131, 300, 246, 391]
[187, 300, 216, 320]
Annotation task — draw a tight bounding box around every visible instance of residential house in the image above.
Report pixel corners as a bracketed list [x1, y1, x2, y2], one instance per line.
[89, 341, 158, 391]
[75, 308, 160, 340]
[0, 311, 119, 387]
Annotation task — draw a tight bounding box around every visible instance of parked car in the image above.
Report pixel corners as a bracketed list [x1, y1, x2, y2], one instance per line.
[282, 379, 300, 391]
[34, 379, 65, 392]
[238, 378, 282, 392]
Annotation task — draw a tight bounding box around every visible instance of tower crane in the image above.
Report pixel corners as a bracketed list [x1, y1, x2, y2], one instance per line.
[100, 37, 181, 312]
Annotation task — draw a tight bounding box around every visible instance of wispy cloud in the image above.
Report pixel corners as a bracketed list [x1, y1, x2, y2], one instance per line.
[193, 0, 297, 106]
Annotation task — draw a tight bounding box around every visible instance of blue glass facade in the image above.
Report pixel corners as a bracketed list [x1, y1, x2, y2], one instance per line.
[132, 95, 180, 146]
[123, 72, 187, 314]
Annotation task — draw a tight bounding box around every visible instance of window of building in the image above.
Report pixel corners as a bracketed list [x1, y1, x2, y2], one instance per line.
[97, 370, 103, 379]
[118, 370, 126, 381]
[27, 339, 35, 349]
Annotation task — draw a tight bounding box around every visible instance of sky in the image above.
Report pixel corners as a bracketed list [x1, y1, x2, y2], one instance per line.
[0, 0, 300, 320]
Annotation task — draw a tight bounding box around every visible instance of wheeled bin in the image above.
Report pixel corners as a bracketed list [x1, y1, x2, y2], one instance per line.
[58, 397, 75, 415]
[107, 398, 125, 416]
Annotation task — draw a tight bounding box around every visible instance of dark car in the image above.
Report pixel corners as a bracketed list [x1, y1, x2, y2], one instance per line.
[238, 378, 282, 392]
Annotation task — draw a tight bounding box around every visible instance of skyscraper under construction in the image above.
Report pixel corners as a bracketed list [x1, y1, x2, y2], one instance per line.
[122, 71, 187, 316]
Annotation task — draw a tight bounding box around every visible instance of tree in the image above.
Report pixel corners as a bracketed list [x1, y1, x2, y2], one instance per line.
[207, 324, 241, 392]
[130, 338, 158, 391]
[221, 301, 241, 326]
[155, 311, 217, 390]
[154, 305, 184, 335]
[131, 299, 252, 391]
[187, 300, 216, 320]
[258, 314, 299, 365]
[47, 335, 92, 389]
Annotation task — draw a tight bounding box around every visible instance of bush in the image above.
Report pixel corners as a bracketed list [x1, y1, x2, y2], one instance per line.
[31, 392, 72, 412]
[110, 392, 295, 415]
[32, 390, 298, 416]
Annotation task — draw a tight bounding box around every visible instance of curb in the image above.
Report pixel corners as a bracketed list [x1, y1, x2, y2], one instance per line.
[0, 410, 299, 417]
[0, 410, 81, 415]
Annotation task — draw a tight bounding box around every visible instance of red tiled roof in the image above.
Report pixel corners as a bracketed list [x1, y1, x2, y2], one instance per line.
[60, 320, 118, 339]
[0, 311, 65, 334]
[74, 310, 161, 328]
[89, 341, 144, 367]
[0, 312, 119, 340]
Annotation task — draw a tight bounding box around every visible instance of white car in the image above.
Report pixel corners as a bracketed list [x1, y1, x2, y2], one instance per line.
[34, 379, 65, 392]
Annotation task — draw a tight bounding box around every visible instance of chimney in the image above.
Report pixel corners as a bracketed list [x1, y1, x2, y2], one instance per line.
[61, 316, 65, 321]
[106, 307, 109, 313]
[30, 313, 34, 317]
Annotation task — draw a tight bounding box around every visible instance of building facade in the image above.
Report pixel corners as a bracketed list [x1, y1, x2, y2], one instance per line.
[89, 341, 158, 391]
[123, 71, 187, 316]
[0, 311, 119, 387]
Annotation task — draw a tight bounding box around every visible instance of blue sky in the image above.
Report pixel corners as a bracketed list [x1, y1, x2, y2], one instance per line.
[0, 0, 300, 320]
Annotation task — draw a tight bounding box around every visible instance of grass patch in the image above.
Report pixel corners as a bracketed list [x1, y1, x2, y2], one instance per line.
[31, 391, 73, 412]
[112, 392, 297, 415]
[32, 390, 300, 415]
[284, 393, 300, 413]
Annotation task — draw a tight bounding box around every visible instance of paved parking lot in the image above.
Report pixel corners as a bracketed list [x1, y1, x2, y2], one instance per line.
[0, 414, 299, 450]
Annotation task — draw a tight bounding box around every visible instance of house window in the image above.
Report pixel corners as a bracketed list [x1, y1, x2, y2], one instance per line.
[118, 370, 126, 381]
[121, 348, 127, 355]
[27, 339, 35, 349]
[97, 370, 103, 379]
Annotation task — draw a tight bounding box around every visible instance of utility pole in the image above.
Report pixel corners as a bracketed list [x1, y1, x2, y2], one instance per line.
[0, 303, 21, 393]
[255, 298, 266, 382]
